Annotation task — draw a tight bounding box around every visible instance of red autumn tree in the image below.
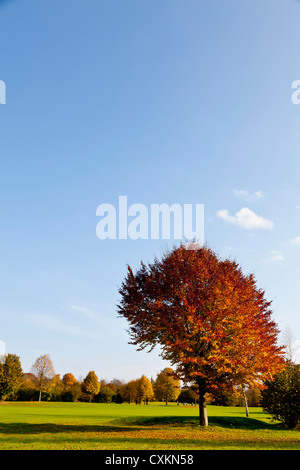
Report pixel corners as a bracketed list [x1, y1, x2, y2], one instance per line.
[117, 244, 285, 426]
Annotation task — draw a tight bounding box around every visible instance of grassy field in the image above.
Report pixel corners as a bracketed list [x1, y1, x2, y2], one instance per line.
[0, 401, 299, 450]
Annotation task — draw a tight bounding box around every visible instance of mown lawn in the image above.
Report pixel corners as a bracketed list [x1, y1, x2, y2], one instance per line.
[0, 402, 299, 450]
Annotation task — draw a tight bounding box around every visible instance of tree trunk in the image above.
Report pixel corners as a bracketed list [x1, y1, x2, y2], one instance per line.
[38, 374, 45, 402]
[38, 376, 43, 401]
[198, 389, 208, 426]
[242, 385, 249, 417]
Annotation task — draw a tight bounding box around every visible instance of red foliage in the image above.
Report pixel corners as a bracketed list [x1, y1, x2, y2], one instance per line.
[118, 245, 285, 395]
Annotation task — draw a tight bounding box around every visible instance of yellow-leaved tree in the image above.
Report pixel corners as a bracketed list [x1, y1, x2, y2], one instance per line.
[137, 375, 154, 404]
[82, 371, 100, 403]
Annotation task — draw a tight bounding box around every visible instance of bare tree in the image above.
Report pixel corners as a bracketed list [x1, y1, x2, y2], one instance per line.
[283, 327, 299, 363]
[30, 354, 55, 401]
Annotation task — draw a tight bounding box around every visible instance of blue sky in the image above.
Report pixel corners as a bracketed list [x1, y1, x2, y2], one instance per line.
[0, 0, 299, 382]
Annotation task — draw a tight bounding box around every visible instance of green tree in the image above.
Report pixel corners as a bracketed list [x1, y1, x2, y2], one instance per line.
[82, 371, 100, 402]
[154, 368, 180, 405]
[209, 387, 239, 406]
[0, 354, 23, 400]
[178, 386, 199, 404]
[96, 380, 117, 403]
[63, 381, 82, 402]
[260, 362, 300, 428]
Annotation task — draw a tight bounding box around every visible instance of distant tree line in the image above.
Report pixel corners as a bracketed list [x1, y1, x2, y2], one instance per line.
[0, 352, 299, 427]
[0, 354, 182, 404]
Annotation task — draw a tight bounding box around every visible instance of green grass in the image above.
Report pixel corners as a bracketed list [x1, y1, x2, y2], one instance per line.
[0, 401, 299, 450]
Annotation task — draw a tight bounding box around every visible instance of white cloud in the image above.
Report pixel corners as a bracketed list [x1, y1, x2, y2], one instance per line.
[233, 189, 264, 201]
[70, 305, 100, 322]
[217, 207, 274, 230]
[267, 250, 285, 262]
[69, 304, 119, 328]
[290, 236, 300, 245]
[254, 190, 264, 199]
[233, 189, 249, 198]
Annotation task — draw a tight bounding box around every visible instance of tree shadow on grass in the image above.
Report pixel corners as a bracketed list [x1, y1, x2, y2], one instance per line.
[0, 416, 281, 436]
[118, 415, 280, 430]
[0, 423, 141, 435]
[207, 416, 280, 430]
